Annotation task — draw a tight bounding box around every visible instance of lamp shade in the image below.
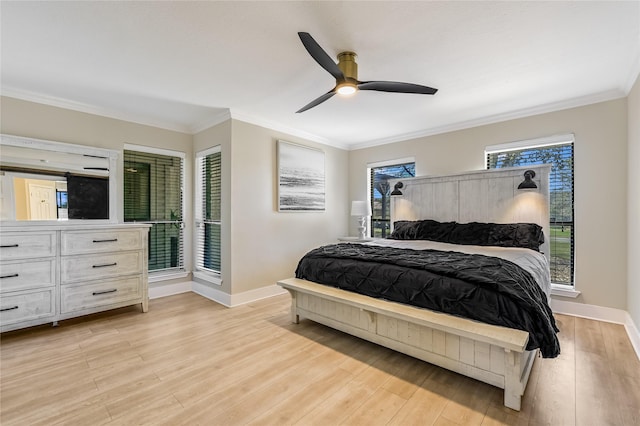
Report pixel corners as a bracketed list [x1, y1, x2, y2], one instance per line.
[351, 200, 372, 217]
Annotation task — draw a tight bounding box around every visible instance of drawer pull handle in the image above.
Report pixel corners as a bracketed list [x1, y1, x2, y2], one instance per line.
[0, 244, 19, 248]
[92, 289, 117, 296]
[0, 273, 19, 279]
[0, 306, 19, 312]
[93, 262, 117, 268]
[93, 239, 118, 243]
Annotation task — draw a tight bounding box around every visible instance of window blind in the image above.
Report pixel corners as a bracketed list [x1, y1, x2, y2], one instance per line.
[486, 141, 574, 285]
[123, 149, 184, 272]
[195, 147, 222, 275]
[369, 162, 415, 238]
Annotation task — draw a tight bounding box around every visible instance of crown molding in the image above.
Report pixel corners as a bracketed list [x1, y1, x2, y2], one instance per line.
[1, 87, 196, 134]
[189, 109, 232, 134]
[228, 110, 350, 150]
[348, 89, 627, 151]
[623, 49, 640, 94]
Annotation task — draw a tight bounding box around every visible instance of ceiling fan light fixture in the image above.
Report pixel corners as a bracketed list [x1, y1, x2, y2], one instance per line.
[336, 82, 357, 96]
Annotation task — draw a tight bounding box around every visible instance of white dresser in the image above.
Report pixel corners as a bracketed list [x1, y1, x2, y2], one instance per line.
[0, 224, 150, 332]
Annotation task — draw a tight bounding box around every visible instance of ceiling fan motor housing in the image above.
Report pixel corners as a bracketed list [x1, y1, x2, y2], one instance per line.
[337, 51, 358, 82]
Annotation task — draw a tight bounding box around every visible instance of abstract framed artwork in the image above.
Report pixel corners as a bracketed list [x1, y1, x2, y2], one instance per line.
[277, 140, 325, 211]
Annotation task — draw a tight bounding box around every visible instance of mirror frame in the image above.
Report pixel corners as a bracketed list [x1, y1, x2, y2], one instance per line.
[0, 134, 118, 225]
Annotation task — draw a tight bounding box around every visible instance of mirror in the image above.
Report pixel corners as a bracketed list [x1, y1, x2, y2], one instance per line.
[0, 134, 117, 222]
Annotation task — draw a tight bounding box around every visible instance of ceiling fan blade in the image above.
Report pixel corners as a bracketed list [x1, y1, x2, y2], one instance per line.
[296, 89, 336, 113]
[358, 81, 438, 95]
[298, 32, 345, 81]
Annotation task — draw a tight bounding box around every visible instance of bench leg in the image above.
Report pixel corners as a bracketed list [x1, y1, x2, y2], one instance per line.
[504, 349, 523, 411]
[284, 289, 299, 324]
[504, 389, 522, 411]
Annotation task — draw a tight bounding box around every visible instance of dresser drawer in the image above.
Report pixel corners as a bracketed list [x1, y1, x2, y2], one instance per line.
[0, 232, 56, 260]
[0, 288, 55, 325]
[60, 276, 142, 314]
[0, 259, 55, 292]
[61, 251, 142, 284]
[61, 229, 144, 255]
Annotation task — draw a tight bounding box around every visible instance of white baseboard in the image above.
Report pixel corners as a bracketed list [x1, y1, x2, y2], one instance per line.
[625, 313, 640, 361]
[191, 281, 232, 307]
[228, 284, 287, 307]
[151, 280, 285, 307]
[551, 298, 640, 361]
[551, 298, 628, 323]
[149, 281, 192, 299]
[190, 281, 286, 307]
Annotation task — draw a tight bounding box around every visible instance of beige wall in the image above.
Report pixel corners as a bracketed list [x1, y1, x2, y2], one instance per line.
[349, 98, 629, 310]
[194, 119, 351, 295]
[194, 119, 350, 296]
[227, 120, 349, 294]
[628, 75, 640, 329]
[0, 97, 193, 154]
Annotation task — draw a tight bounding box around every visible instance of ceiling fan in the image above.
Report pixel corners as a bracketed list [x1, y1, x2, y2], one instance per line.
[296, 32, 438, 113]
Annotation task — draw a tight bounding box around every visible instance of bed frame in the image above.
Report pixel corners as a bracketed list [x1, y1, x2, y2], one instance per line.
[278, 165, 551, 411]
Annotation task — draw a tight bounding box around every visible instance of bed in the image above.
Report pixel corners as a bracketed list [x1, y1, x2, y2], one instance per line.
[278, 165, 558, 411]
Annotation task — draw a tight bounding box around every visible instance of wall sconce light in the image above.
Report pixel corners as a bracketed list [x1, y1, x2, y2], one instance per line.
[351, 200, 372, 239]
[390, 181, 404, 196]
[517, 170, 538, 190]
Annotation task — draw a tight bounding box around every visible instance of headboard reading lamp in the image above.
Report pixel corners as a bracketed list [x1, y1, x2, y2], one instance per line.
[391, 181, 404, 196]
[517, 170, 538, 190]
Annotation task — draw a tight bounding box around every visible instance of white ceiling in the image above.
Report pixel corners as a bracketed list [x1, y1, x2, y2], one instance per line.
[2, 1, 639, 150]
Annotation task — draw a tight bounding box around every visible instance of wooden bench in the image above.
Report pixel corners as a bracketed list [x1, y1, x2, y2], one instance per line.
[278, 277, 537, 411]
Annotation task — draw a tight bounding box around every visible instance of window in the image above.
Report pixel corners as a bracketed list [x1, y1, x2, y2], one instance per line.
[486, 135, 575, 286]
[369, 161, 415, 238]
[195, 147, 222, 280]
[123, 146, 185, 274]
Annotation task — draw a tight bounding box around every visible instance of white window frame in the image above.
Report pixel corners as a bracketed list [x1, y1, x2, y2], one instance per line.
[193, 145, 222, 285]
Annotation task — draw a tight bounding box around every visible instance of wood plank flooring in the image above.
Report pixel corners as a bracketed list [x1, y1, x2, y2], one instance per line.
[1, 292, 639, 425]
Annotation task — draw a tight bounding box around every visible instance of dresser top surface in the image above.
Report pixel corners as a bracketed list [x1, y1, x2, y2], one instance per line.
[0, 223, 151, 233]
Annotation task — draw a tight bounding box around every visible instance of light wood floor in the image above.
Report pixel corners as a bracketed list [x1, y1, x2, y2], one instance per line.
[1, 292, 639, 426]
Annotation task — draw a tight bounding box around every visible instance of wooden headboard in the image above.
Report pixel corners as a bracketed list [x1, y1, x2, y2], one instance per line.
[390, 165, 552, 259]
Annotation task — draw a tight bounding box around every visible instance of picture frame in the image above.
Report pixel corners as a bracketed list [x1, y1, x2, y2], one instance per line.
[277, 140, 325, 211]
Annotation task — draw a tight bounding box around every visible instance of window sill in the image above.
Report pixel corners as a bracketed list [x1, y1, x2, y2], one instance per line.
[148, 271, 189, 283]
[550, 284, 581, 298]
[193, 270, 222, 286]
